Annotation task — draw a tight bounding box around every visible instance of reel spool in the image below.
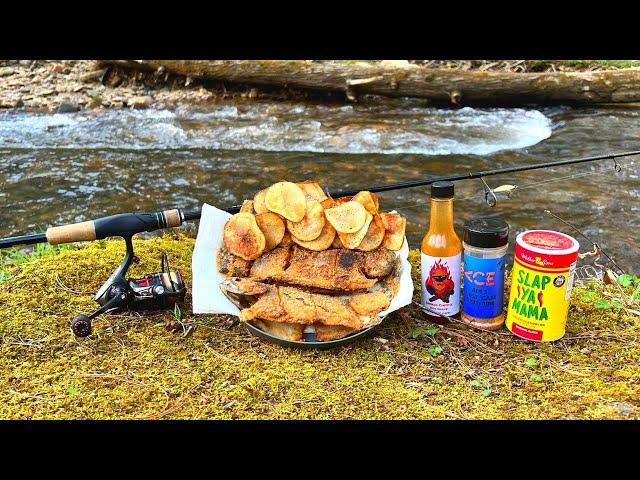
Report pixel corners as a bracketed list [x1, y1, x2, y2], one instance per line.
[70, 236, 187, 337]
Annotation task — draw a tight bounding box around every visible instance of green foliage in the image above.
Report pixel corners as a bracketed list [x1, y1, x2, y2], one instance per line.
[1, 244, 74, 283]
[173, 303, 182, 322]
[617, 274, 634, 288]
[524, 357, 537, 366]
[1, 243, 75, 268]
[470, 378, 492, 397]
[428, 345, 443, 357]
[616, 274, 640, 304]
[580, 291, 598, 302]
[595, 299, 624, 310]
[410, 326, 439, 339]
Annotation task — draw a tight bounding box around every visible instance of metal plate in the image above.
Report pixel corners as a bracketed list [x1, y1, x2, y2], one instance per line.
[243, 322, 375, 350]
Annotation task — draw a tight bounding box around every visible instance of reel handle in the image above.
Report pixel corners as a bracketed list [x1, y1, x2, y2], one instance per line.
[71, 289, 130, 337]
[46, 209, 183, 245]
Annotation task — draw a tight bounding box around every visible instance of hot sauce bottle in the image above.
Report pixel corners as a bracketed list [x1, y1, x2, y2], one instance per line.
[421, 181, 462, 324]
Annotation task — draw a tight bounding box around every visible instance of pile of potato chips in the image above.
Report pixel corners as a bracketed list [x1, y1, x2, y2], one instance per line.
[223, 181, 406, 260]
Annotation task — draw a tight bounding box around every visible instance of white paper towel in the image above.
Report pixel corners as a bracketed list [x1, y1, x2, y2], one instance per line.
[191, 203, 414, 319]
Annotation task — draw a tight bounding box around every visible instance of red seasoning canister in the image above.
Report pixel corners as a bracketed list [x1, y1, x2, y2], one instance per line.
[505, 230, 580, 342]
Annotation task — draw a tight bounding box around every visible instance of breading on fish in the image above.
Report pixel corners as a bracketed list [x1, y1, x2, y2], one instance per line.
[248, 245, 396, 292]
[216, 247, 253, 277]
[314, 324, 358, 342]
[251, 319, 305, 341]
[220, 278, 392, 330]
[348, 291, 391, 316]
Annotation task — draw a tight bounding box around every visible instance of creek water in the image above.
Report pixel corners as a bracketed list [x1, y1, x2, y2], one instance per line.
[1, 100, 638, 271]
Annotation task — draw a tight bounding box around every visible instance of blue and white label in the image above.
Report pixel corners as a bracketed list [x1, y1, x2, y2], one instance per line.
[462, 254, 505, 318]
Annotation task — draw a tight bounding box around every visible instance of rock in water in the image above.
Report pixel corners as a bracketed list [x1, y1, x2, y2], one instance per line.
[129, 96, 153, 109]
[57, 101, 80, 113]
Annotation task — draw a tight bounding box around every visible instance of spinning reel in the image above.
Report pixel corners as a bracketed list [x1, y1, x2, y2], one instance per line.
[70, 236, 187, 337]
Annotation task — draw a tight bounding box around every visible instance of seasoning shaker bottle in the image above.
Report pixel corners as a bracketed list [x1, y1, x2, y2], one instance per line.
[461, 217, 509, 331]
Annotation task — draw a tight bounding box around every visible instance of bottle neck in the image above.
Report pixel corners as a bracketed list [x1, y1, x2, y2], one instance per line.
[428, 197, 455, 233]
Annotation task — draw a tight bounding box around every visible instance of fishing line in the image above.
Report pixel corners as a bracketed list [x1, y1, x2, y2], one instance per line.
[386, 159, 629, 274]
[389, 165, 616, 213]
[543, 209, 625, 274]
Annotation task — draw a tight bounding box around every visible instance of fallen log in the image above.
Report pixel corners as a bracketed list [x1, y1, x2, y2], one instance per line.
[99, 60, 640, 106]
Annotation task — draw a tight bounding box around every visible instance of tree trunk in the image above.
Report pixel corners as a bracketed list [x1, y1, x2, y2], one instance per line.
[99, 60, 640, 106]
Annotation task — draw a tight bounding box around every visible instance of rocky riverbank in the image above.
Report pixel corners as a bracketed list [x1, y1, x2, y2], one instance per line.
[0, 60, 230, 112]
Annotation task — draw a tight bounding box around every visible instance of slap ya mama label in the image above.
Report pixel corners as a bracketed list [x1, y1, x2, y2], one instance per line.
[421, 254, 461, 317]
[506, 230, 579, 342]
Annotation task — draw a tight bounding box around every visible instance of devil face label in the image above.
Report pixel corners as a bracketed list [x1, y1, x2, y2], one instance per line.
[421, 254, 461, 317]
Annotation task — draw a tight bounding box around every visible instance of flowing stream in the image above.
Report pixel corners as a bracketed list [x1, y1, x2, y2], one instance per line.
[1, 100, 638, 271]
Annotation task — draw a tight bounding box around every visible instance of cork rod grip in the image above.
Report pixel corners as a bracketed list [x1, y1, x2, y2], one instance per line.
[163, 209, 182, 228]
[46, 221, 97, 245]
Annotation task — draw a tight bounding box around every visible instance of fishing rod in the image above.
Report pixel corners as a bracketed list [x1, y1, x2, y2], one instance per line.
[1, 149, 635, 337]
[0, 149, 637, 250]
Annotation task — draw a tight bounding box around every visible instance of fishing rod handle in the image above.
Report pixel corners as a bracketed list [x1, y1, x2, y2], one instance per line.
[46, 209, 183, 245]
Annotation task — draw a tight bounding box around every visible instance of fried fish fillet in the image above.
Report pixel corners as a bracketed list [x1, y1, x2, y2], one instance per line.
[250, 319, 304, 341]
[313, 324, 359, 341]
[248, 245, 396, 291]
[216, 247, 253, 277]
[220, 278, 391, 330]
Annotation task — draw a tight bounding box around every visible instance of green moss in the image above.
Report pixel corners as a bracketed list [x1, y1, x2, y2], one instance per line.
[0, 236, 638, 419]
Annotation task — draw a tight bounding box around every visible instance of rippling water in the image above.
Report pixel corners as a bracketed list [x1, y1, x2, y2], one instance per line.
[0, 103, 552, 154]
[1, 100, 638, 271]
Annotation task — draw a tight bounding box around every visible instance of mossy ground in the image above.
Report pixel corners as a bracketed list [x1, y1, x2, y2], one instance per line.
[1, 235, 638, 419]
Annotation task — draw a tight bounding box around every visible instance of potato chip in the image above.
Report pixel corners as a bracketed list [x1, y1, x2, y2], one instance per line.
[253, 188, 269, 214]
[265, 181, 306, 222]
[280, 230, 294, 246]
[370, 192, 380, 211]
[334, 195, 353, 206]
[240, 200, 255, 214]
[255, 212, 286, 251]
[381, 212, 406, 251]
[356, 214, 385, 251]
[223, 212, 266, 260]
[331, 234, 345, 249]
[324, 201, 367, 234]
[321, 197, 336, 209]
[297, 181, 328, 203]
[291, 221, 336, 251]
[286, 200, 325, 241]
[352, 191, 378, 215]
[337, 212, 373, 249]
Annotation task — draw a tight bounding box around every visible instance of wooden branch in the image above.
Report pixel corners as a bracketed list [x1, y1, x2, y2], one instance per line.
[98, 60, 640, 106]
